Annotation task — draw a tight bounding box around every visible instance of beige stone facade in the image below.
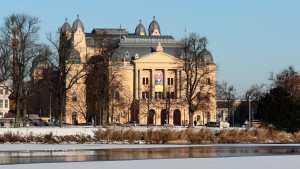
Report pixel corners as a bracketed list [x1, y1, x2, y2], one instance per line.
[57, 16, 217, 126]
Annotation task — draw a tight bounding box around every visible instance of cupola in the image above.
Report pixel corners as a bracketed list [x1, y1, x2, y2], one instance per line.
[148, 16, 161, 36]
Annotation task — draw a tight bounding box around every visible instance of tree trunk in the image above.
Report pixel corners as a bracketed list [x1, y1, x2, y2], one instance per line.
[101, 102, 107, 127]
[59, 113, 63, 127]
[14, 102, 20, 128]
[188, 110, 194, 128]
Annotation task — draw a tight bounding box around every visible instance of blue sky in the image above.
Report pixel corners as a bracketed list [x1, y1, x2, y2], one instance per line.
[1, 0, 300, 96]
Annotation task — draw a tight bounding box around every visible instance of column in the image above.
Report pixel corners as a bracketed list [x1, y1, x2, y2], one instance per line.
[176, 69, 180, 99]
[151, 69, 155, 99]
[134, 68, 138, 99]
[138, 69, 142, 99]
[164, 69, 168, 98]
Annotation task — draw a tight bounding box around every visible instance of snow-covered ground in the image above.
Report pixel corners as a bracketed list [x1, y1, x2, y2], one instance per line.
[0, 125, 222, 137]
[0, 126, 99, 136]
[0, 144, 299, 169]
[2, 156, 300, 169]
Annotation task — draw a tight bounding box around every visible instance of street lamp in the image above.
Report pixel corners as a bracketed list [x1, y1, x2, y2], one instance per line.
[49, 93, 52, 122]
[166, 90, 171, 124]
[248, 99, 251, 128]
[147, 89, 150, 127]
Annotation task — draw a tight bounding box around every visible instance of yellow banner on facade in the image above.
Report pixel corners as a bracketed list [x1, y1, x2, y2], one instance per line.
[155, 85, 164, 92]
[9, 99, 16, 111]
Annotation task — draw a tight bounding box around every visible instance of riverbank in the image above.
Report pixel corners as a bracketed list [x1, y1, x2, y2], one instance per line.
[0, 126, 300, 144]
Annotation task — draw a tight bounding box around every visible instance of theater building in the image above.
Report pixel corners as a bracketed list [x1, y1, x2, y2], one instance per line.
[32, 15, 217, 126]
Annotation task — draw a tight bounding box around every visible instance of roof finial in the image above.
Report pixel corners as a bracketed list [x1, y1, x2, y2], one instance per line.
[65, 18, 68, 23]
[77, 14, 79, 19]
[156, 42, 163, 52]
[153, 16, 155, 20]
[139, 19, 142, 23]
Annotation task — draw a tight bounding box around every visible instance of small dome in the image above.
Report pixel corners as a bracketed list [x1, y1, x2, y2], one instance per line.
[61, 18, 72, 34]
[135, 20, 146, 36]
[32, 54, 49, 68]
[199, 48, 214, 63]
[67, 49, 81, 64]
[72, 15, 84, 32]
[148, 16, 161, 36]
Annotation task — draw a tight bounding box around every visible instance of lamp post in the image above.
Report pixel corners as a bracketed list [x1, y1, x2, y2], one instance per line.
[49, 93, 52, 122]
[166, 90, 170, 124]
[248, 99, 251, 128]
[147, 88, 150, 127]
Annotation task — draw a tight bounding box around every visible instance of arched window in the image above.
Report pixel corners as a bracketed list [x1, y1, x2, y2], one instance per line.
[72, 92, 77, 101]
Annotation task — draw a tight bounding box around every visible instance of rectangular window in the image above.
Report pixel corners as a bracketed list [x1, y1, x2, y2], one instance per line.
[0, 89, 3, 95]
[4, 99, 8, 108]
[167, 78, 174, 85]
[197, 115, 201, 121]
[0, 99, 3, 108]
[142, 91, 149, 99]
[206, 78, 211, 85]
[115, 92, 120, 100]
[142, 77, 149, 85]
[155, 92, 163, 99]
[170, 92, 175, 99]
[5, 89, 8, 95]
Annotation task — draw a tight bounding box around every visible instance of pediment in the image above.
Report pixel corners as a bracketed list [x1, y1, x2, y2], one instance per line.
[134, 52, 180, 64]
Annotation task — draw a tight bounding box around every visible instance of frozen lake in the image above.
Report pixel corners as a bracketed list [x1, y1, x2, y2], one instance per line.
[1, 144, 300, 165]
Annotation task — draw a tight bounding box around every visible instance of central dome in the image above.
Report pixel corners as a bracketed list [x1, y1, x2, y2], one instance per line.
[135, 20, 146, 36]
[72, 15, 84, 32]
[148, 16, 161, 36]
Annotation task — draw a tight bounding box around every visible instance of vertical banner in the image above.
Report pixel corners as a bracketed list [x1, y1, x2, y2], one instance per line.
[155, 73, 163, 92]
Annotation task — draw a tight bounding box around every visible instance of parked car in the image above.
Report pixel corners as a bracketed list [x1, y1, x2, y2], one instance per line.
[205, 122, 220, 127]
[124, 121, 139, 127]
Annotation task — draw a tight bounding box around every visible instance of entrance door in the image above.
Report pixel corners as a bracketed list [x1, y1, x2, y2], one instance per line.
[160, 109, 167, 125]
[72, 112, 77, 125]
[149, 109, 156, 125]
[173, 109, 181, 126]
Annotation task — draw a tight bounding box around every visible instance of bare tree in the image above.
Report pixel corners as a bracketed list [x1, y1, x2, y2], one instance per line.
[179, 33, 216, 128]
[245, 84, 266, 101]
[0, 36, 12, 84]
[216, 81, 237, 125]
[243, 83, 266, 125]
[85, 34, 121, 127]
[65, 85, 87, 122]
[46, 28, 88, 126]
[0, 13, 42, 127]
